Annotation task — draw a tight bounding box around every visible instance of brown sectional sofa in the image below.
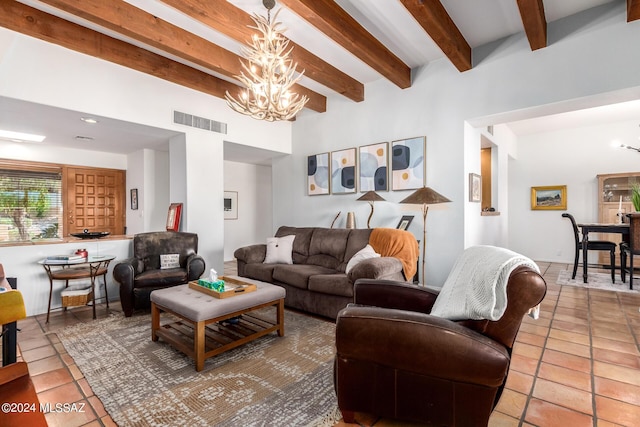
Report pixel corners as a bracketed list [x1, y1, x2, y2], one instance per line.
[234, 226, 413, 319]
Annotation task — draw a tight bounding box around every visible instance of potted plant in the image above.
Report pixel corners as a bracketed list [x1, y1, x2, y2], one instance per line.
[632, 182, 640, 212]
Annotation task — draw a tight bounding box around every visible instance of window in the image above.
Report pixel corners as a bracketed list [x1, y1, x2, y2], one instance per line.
[0, 164, 63, 242]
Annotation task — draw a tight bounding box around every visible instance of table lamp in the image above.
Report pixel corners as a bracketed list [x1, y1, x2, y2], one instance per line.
[357, 191, 386, 228]
[399, 186, 451, 286]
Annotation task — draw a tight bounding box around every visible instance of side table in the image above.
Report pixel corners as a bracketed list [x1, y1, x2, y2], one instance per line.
[39, 255, 115, 323]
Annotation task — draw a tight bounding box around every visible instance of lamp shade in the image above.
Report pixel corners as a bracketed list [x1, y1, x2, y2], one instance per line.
[399, 187, 451, 205]
[357, 191, 386, 202]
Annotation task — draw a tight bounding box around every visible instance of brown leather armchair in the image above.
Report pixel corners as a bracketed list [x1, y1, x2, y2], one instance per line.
[113, 231, 205, 317]
[334, 266, 546, 426]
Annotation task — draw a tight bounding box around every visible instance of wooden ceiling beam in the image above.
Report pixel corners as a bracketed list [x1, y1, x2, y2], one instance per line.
[516, 0, 547, 50]
[0, 2, 243, 101]
[31, 0, 325, 113]
[400, 0, 472, 72]
[278, 0, 411, 89]
[629, 0, 640, 22]
[160, 0, 364, 102]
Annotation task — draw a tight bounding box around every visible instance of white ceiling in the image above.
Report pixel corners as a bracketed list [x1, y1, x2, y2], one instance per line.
[2, 0, 637, 162]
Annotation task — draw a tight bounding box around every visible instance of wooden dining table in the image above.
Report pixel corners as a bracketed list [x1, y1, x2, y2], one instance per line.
[577, 223, 629, 283]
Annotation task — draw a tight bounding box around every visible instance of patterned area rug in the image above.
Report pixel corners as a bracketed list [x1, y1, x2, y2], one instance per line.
[556, 270, 639, 293]
[57, 309, 342, 427]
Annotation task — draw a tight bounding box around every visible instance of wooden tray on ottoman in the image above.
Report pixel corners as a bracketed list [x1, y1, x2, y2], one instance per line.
[188, 276, 257, 299]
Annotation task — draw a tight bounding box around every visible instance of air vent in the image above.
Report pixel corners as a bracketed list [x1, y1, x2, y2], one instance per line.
[173, 111, 227, 134]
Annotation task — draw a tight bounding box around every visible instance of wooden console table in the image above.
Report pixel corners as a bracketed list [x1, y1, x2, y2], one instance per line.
[39, 255, 115, 323]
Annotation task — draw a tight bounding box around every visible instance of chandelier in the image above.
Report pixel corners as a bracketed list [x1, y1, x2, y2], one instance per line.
[225, 0, 308, 121]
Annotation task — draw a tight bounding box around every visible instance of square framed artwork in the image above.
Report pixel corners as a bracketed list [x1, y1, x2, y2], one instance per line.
[166, 203, 183, 231]
[531, 185, 567, 210]
[359, 142, 389, 192]
[469, 173, 481, 202]
[307, 153, 330, 195]
[396, 215, 414, 230]
[224, 191, 238, 219]
[391, 136, 426, 191]
[331, 148, 357, 194]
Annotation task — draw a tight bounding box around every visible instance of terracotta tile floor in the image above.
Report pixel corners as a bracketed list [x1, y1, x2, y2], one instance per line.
[4, 262, 640, 426]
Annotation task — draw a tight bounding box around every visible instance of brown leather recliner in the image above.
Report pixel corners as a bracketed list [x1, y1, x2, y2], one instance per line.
[334, 265, 546, 426]
[113, 231, 205, 317]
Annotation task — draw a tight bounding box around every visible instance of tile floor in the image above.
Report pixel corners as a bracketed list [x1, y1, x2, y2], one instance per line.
[5, 262, 640, 427]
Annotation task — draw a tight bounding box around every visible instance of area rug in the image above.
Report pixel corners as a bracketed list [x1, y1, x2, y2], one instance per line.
[57, 309, 342, 427]
[556, 270, 639, 293]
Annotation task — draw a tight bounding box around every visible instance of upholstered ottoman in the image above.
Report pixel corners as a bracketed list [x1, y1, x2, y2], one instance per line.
[150, 277, 286, 371]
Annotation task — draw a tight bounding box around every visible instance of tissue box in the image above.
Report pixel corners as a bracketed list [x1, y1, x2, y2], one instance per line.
[198, 279, 225, 292]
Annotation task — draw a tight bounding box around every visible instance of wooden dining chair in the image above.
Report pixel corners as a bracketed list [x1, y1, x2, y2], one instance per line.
[620, 213, 640, 289]
[562, 213, 617, 283]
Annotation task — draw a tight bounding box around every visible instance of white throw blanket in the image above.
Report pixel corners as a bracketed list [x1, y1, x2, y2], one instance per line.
[431, 246, 539, 321]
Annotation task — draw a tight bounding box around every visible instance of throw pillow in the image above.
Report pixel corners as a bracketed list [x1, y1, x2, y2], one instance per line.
[264, 235, 295, 264]
[160, 253, 180, 269]
[346, 244, 380, 273]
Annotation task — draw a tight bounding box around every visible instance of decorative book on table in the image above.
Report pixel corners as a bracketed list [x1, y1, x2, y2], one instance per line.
[45, 255, 85, 263]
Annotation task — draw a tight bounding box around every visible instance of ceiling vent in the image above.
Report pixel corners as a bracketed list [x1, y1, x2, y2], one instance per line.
[173, 110, 227, 134]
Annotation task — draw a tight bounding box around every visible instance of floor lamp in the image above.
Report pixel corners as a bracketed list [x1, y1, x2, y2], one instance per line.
[357, 191, 386, 228]
[399, 187, 451, 286]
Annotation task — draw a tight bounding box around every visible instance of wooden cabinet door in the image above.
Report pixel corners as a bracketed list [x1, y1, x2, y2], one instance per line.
[64, 167, 125, 236]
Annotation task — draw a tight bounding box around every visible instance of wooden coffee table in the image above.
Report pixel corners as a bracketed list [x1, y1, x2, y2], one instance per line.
[150, 277, 285, 371]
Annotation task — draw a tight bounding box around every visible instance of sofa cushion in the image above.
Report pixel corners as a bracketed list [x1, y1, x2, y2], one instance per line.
[308, 228, 351, 270]
[345, 244, 380, 273]
[308, 274, 353, 297]
[273, 264, 336, 290]
[244, 263, 276, 283]
[135, 268, 187, 288]
[264, 235, 295, 264]
[276, 226, 314, 264]
[340, 229, 373, 272]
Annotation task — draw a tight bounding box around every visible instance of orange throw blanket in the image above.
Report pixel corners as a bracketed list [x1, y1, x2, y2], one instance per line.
[370, 228, 420, 280]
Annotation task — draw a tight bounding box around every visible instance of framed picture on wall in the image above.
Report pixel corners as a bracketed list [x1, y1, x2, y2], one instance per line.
[359, 142, 389, 192]
[469, 173, 481, 202]
[130, 188, 138, 210]
[331, 148, 357, 194]
[307, 153, 330, 195]
[531, 185, 567, 210]
[224, 191, 238, 220]
[391, 136, 426, 191]
[166, 203, 183, 231]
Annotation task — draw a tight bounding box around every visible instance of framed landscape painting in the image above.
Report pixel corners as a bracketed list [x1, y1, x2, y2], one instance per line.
[531, 185, 567, 210]
[391, 136, 425, 191]
[359, 142, 388, 192]
[331, 148, 357, 194]
[307, 153, 330, 195]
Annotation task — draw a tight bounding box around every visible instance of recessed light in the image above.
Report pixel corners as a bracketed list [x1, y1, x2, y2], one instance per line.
[80, 117, 99, 124]
[75, 135, 94, 141]
[0, 129, 46, 142]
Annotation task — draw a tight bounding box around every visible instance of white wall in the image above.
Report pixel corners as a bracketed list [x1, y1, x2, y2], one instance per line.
[277, 2, 640, 286]
[508, 118, 640, 263]
[223, 160, 273, 261]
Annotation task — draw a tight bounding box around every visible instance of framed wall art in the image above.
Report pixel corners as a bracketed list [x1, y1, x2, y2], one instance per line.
[469, 173, 481, 202]
[224, 191, 238, 220]
[166, 203, 183, 231]
[307, 152, 330, 195]
[531, 185, 567, 210]
[130, 188, 138, 210]
[359, 142, 389, 192]
[391, 136, 426, 191]
[331, 148, 357, 194]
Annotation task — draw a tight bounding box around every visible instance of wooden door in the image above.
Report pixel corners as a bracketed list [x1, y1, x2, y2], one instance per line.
[64, 167, 125, 236]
